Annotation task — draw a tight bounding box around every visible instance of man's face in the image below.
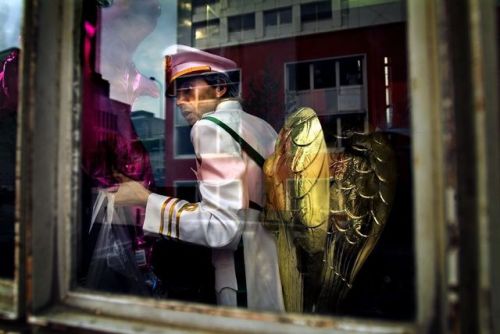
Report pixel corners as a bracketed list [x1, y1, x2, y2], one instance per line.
[175, 78, 220, 125]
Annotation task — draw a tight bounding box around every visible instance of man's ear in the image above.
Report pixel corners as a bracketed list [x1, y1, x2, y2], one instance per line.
[215, 84, 227, 98]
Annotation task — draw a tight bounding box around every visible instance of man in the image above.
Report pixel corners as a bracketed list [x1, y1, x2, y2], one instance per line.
[114, 45, 284, 311]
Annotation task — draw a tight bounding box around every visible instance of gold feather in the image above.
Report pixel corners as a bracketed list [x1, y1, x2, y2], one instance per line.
[263, 107, 397, 313]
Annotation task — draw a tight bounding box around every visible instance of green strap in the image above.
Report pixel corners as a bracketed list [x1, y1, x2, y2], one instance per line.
[203, 116, 265, 168]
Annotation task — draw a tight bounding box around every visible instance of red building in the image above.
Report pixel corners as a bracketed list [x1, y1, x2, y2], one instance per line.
[164, 15, 408, 195]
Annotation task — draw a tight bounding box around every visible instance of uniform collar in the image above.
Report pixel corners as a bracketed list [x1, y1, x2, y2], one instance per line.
[201, 99, 241, 120]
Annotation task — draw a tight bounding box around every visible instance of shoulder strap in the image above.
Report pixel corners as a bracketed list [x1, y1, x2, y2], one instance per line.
[203, 116, 265, 168]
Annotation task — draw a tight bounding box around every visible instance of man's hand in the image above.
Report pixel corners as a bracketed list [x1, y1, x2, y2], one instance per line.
[112, 173, 151, 207]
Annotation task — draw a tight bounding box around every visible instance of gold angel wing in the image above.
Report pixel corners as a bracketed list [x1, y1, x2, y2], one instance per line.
[264, 107, 397, 313]
[316, 132, 397, 311]
[263, 107, 330, 312]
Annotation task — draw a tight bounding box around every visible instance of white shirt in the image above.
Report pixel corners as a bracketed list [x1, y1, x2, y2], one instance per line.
[143, 100, 284, 311]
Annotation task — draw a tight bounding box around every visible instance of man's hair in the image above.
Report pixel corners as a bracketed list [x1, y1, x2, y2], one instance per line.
[174, 71, 240, 98]
[201, 72, 239, 98]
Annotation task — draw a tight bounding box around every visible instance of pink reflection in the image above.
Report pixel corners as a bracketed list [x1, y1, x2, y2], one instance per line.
[0, 49, 19, 112]
[98, 0, 161, 104]
[82, 0, 161, 277]
[82, 0, 161, 188]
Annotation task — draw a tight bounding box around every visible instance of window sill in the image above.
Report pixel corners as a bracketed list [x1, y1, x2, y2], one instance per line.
[27, 291, 417, 334]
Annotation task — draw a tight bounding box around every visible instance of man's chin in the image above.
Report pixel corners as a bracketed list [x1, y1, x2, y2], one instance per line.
[185, 115, 197, 125]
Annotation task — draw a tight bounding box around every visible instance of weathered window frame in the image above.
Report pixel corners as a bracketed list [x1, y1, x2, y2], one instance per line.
[11, 0, 499, 333]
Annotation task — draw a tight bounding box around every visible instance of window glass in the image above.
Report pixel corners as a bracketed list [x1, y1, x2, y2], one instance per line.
[301, 1, 333, 23]
[228, 13, 255, 33]
[192, 19, 220, 42]
[192, 0, 217, 7]
[264, 7, 292, 27]
[313, 59, 336, 89]
[339, 56, 363, 85]
[264, 10, 278, 26]
[79, 0, 414, 321]
[0, 0, 23, 280]
[287, 62, 311, 91]
[280, 7, 292, 24]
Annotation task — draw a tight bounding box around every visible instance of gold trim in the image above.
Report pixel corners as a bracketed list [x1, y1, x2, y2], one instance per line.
[175, 203, 199, 239]
[167, 199, 182, 238]
[159, 197, 175, 235]
[169, 65, 212, 83]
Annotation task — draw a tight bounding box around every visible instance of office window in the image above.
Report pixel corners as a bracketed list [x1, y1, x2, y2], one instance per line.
[192, 0, 218, 8]
[287, 62, 311, 91]
[313, 59, 336, 89]
[288, 59, 341, 91]
[339, 56, 363, 85]
[192, 19, 220, 41]
[286, 56, 366, 116]
[287, 57, 364, 92]
[301, 1, 333, 23]
[264, 7, 292, 26]
[228, 13, 255, 33]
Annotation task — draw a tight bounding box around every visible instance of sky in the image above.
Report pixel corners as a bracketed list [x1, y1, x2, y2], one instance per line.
[0, 1, 23, 51]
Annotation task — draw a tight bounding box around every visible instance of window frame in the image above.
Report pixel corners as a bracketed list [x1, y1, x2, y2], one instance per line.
[17, 0, 500, 333]
[284, 55, 367, 116]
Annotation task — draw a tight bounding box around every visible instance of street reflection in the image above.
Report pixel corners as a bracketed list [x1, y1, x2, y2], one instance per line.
[80, 0, 414, 319]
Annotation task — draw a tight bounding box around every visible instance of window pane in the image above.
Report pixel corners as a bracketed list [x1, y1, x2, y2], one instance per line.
[264, 10, 278, 26]
[288, 62, 311, 91]
[192, 19, 220, 41]
[339, 56, 363, 85]
[192, 0, 217, 7]
[301, 1, 332, 22]
[78, 0, 414, 321]
[0, 0, 23, 280]
[229, 13, 255, 32]
[313, 59, 335, 89]
[317, 1, 333, 20]
[228, 15, 241, 33]
[241, 13, 255, 30]
[264, 7, 292, 27]
[280, 7, 292, 24]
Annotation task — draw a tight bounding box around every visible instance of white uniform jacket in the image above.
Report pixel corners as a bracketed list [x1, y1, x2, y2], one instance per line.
[143, 100, 284, 311]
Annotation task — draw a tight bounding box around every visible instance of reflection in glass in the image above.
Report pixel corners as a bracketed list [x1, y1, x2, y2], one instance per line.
[314, 60, 336, 89]
[339, 56, 363, 86]
[264, 7, 292, 27]
[192, 19, 220, 42]
[80, 0, 165, 294]
[79, 0, 414, 320]
[0, 0, 23, 280]
[288, 62, 311, 91]
[300, 1, 333, 23]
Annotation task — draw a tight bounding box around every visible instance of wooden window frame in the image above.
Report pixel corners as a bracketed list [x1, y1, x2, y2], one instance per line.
[6, 0, 498, 333]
